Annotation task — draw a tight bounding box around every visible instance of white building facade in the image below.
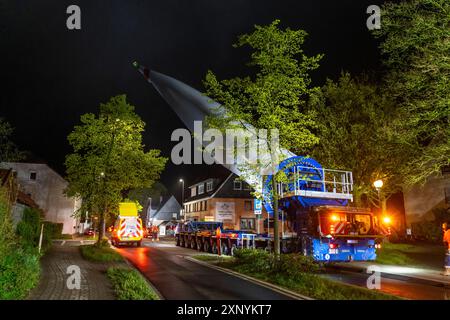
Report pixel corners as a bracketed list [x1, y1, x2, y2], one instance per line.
[0, 162, 81, 234]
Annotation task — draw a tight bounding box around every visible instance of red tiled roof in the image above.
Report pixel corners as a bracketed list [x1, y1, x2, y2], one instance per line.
[17, 191, 41, 210]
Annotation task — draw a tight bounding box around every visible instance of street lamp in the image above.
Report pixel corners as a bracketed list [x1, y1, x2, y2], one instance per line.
[373, 179, 383, 190]
[179, 179, 184, 221]
[373, 179, 386, 217]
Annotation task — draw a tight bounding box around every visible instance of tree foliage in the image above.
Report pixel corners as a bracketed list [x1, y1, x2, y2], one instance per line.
[308, 73, 406, 206]
[0, 118, 24, 162]
[203, 20, 322, 254]
[373, 0, 450, 186]
[65, 95, 167, 244]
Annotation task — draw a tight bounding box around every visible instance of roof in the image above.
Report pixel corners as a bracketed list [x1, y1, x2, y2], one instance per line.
[17, 191, 41, 210]
[151, 195, 182, 221]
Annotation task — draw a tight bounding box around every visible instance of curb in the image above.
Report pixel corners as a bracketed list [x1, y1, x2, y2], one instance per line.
[329, 264, 450, 289]
[185, 256, 314, 300]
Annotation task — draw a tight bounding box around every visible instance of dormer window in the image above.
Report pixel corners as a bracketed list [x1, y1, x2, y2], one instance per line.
[198, 184, 204, 195]
[233, 179, 242, 190]
[206, 181, 213, 192]
[191, 187, 196, 197]
[30, 172, 37, 181]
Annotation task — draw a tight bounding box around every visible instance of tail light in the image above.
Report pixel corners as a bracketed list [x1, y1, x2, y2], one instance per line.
[329, 243, 339, 249]
[375, 243, 382, 249]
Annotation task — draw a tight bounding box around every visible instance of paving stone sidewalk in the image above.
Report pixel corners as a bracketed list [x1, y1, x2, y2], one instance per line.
[28, 245, 124, 300]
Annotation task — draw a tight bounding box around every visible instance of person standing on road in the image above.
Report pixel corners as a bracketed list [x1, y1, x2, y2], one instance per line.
[443, 222, 450, 276]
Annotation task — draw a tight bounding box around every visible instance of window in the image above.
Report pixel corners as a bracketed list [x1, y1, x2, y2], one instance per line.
[198, 184, 204, 194]
[240, 218, 255, 230]
[29, 172, 37, 180]
[233, 179, 242, 190]
[191, 187, 196, 197]
[243, 183, 251, 190]
[206, 181, 213, 192]
[172, 213, 177, 219]
[244, 200, 252, 211]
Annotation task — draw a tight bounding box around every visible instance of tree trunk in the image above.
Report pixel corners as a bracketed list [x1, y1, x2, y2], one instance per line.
[272, 175, 280, 256]
[96, 209, 106, 247]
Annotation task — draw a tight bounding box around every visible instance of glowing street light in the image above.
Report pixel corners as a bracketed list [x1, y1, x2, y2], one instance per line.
[373, 179, 383, 190]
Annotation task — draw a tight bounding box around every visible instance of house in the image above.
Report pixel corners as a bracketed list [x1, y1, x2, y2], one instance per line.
[1, 168, 41, 227]
[183, 171, 266, 232]
[403, 168, 450, 226]
[0, 162, 81, 234]
[144, 195, 181, 236]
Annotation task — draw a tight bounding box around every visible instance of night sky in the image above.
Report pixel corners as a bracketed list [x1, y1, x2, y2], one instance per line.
[1, 0, 386, 198]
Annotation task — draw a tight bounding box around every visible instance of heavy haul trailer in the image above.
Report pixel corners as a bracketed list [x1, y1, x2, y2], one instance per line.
[176, 156, 389, 261]
[176, 221, 256, 256]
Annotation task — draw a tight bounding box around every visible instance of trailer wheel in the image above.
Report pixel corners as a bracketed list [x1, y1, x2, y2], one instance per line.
[196, 239, 203, 251]
[190, 239, 196, 249]
[221, 242, 229, 255]
[212, 242, 218, 254]
[203, 240, 210, 253]
[230, 244, 237, 256]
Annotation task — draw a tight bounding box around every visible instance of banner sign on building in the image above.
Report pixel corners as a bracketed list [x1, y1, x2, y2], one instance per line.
[254, 199, 262, 215]
[215, 202, 235, 221]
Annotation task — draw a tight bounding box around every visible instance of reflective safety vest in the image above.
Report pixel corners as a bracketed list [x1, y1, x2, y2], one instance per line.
[444, 229, 450, 249]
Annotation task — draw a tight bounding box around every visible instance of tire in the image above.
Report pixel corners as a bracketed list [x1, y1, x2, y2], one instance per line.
[196, 239, 203, 251]
[230, 244, 237, 256]
[184, 236, 189, 248]
[190, 239, 196, 250]
[220, 242, 228, 255]
[203, 240, 210, 253]
[212, 242, 218, 254]
[176, 236, 181, 246]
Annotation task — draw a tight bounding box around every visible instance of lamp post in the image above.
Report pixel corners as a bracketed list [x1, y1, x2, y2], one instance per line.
[179, 179, 184, 221]
[373, 179, 385, 216]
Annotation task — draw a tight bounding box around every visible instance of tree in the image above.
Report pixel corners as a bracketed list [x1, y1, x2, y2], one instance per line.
[373, 0, 450, 186]
[128, 182, 168, 208]
[308, 73, 407, 210]
[0, 118, 24, 162]
[204, 20, 322, 255]
[65, 95, 167, 246]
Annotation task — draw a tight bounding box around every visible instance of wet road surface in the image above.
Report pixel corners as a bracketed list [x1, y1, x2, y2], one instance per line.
[116, 241, 293, 300]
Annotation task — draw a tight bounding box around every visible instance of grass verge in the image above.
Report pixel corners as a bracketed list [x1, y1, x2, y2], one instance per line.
[375, 243, 418, 265]
[192, 252, 399, 300]
[79, 244, 123, 262]
[107, 267, 159, 300]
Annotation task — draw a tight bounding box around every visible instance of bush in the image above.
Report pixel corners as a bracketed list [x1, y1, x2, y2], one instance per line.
[276, 253, 322, 277]
[0, 247, 40, 299]
[411, 221, 442, 242]
[0, 190, 41, 300]
[43, 222, 63, 239]
[232, 249, 322, 277]
[79, 244, 123, 262]
[16, 208, 41, 249]
[233, 249, 273, 273]
[107, 267, 159, 300]
[0, 188, 15, 257]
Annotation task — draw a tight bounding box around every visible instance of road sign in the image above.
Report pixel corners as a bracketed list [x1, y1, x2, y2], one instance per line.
[254, 199, 262, 215]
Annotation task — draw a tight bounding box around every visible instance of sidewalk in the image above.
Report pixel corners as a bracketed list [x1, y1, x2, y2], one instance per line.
[28, 245, 124, 300]
[333, 261, 450, 288]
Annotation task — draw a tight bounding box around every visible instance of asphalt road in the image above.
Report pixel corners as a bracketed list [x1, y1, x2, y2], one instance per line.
[322, 270, 450, 300]
[115, 241, 293, 300]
